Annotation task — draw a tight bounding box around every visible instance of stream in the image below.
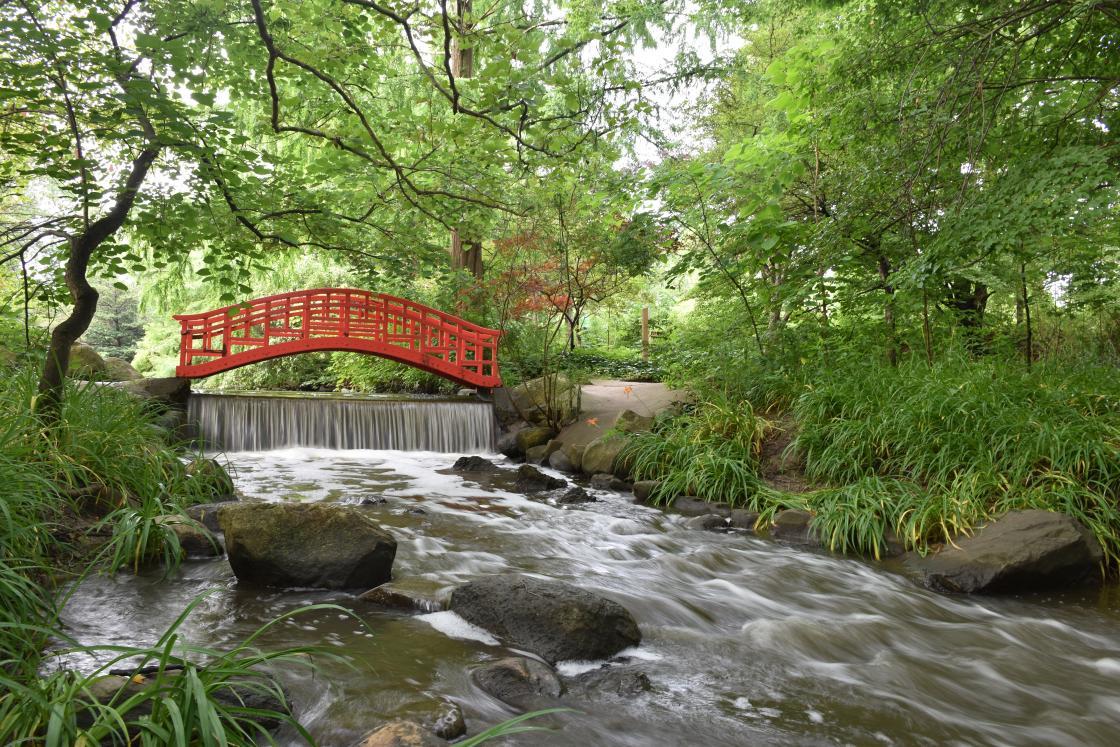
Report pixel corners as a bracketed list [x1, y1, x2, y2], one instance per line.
[62, 447, 1120, 746]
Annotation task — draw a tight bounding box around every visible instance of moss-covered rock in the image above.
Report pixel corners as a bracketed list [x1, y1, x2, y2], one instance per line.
[580, 434, 629, 477]
[507, 374, 581, 426]
[218, 502, 397, 589]
[450, 574, 641, 664]
[614, 409, 654, 434]
[103, 356, 142, 381]
[68, 341, 108, 379]
[514, 426, 555, 454]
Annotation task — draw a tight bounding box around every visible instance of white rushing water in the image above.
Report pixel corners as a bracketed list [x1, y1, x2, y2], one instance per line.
[61, 448, 1120, 746]
[188, 392, 497, 452]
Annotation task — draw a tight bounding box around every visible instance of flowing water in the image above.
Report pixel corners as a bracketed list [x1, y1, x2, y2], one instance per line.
[60, 414, 1120, 745]
[189, 392, 496, 452]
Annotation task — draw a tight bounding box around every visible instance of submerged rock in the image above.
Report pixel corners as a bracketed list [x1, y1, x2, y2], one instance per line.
[556, 486, 596, 505]
[589, 473, 616, 490]
[472, 656, 564, 710]
[686, 514, 728, 532]
[449, 574, 642, 664]
[218, 502, 396, 589]
[590, 473, 632, 492]
[729, 509, 760, 531]
[358, 719, 447, 747]
[451, 455, 500, 472]
[571, 666, 653, 698]
[359, 579, 449, 613]
[514, 464, 567, 492]
[918, 510, 1103, 594]
[385, 698, 465, 740]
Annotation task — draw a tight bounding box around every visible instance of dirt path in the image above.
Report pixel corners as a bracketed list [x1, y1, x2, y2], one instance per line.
[555, 379, 689, 451]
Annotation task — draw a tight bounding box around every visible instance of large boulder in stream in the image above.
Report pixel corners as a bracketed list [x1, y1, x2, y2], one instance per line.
[451, 455, 500, 473]
[218, 502, 396, 589]
[918, 510, 1103, 594]
[580, 434, 630, 478]
[449, 574, 641, 664]
[514, 464, 566, 492]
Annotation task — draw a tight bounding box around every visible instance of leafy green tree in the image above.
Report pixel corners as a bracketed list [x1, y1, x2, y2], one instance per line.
[82, 285, 144, 360]
[1, 0, 687, 425]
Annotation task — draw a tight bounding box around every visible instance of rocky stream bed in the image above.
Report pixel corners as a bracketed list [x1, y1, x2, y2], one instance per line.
[57, 448, 1120, 746]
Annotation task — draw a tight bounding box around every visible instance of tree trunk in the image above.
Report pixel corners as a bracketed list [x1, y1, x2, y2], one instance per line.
[34, 147, 159, 426]
[921, 288, 933, 366]
[945, 278, 990, 355]
[450, 229, 482, 278]
[641, 306, 649, 362]
[448, 1, 483, 280]
[1020, 262, 1033, 370]
[877, 254, 898, 367]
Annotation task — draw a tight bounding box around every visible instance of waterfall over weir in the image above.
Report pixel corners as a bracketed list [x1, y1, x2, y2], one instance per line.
[188, 392, 497, 452]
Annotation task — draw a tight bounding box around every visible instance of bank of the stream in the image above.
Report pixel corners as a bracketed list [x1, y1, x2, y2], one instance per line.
[581, 358, 1120, 573]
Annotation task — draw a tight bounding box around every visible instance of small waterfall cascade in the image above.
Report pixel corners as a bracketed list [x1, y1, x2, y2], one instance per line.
[188, 392, 497, 452]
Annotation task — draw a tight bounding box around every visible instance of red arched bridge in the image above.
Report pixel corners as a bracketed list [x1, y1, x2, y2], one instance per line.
[174, 288, 502, 388]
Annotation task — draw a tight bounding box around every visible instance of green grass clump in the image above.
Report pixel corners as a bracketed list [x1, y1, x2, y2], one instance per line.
[625, 395, 770, 504]
[792, 358, 1120, 562]
[0, 368, 224, 689]
[0, 595, 351, 746]
[627, 358, 1120, 565]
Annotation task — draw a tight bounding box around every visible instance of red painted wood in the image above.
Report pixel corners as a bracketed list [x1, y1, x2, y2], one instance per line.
[173, 288, 502, 388]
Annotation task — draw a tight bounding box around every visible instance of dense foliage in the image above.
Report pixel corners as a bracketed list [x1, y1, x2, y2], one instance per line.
[1, 0, 1119, 739]
[623, 0, 1119, 565]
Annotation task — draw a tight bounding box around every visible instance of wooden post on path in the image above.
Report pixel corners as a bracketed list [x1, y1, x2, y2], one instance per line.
[641, 306, 650, 362]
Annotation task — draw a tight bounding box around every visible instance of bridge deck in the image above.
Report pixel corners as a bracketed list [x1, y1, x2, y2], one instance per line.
[174, 288, 501, 388]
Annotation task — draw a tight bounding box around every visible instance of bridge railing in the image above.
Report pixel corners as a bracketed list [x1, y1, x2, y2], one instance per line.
[173, 288, 501, 386]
